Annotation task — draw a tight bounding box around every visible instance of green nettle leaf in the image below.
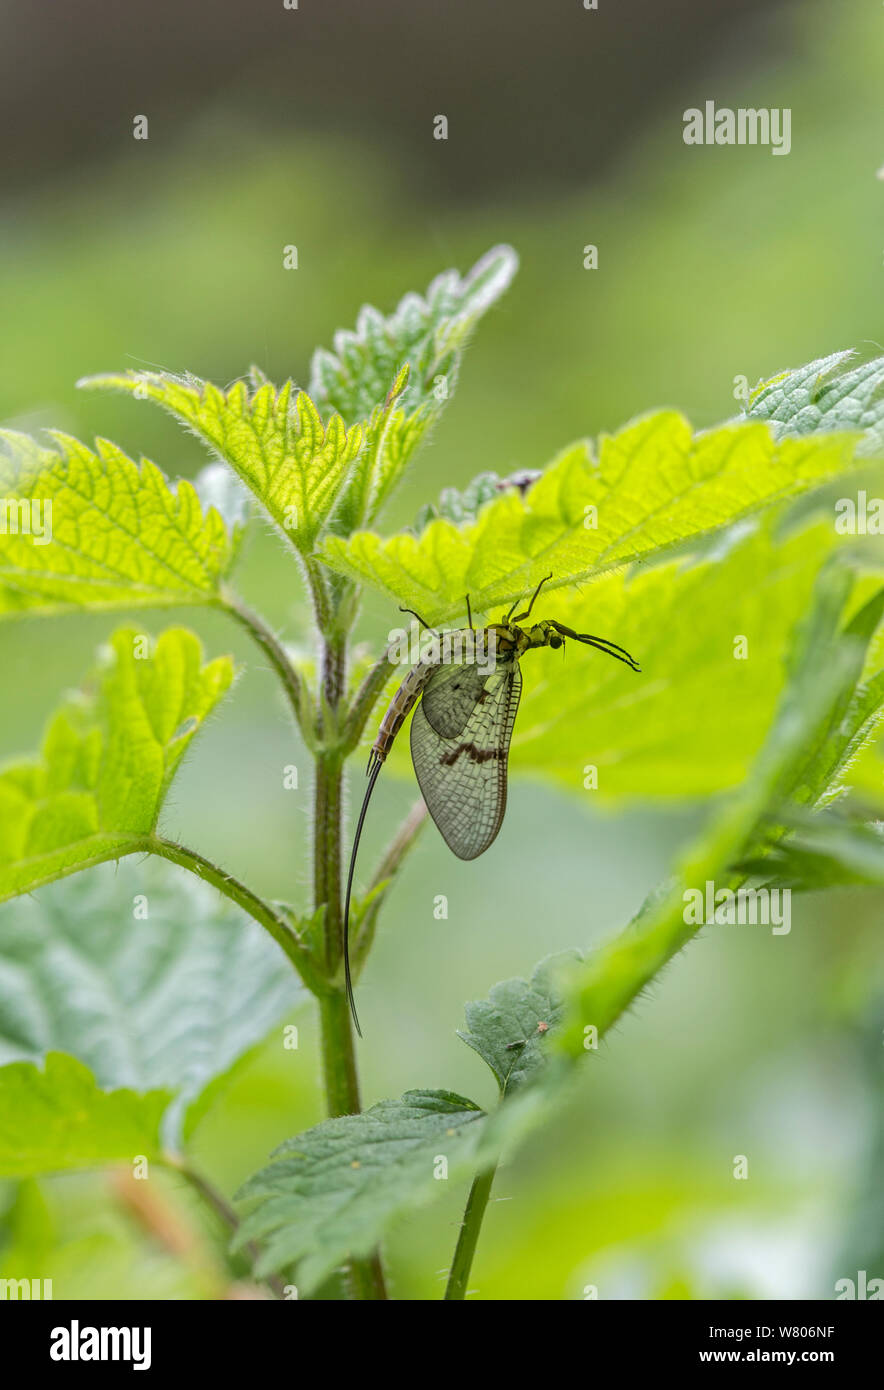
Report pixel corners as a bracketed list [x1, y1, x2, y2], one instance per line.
[234, 958, 580, 1290]
[457, 952, 581, 1095]
[509, 519, 845, 798]
[734, 587, 884, 884]
[377, 517, 849, 800]
[0, 431, 240, 618]
[234, 1090, 486, 1290]
[556, 565, 884, 1056]
[782, 585, 884, 811]
[309, 245, 518, 533]
[0, 1052, 170, 1177]
[321, 364, 427, 537]
[747, 350, 884, 454]
[0, 860, 302, 1153]
[79, 372, 363, 553]
[309, 245, 518, 423]
[0, 626, 233, 898]
[318, 412, 864, 624]
[739, 812, 884, 892]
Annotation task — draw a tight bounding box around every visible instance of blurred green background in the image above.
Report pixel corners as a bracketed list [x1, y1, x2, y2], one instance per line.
[0, 0, 881, 1299]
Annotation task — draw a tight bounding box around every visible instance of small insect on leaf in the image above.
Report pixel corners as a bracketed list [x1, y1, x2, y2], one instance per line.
[343, 574, 641, 1035]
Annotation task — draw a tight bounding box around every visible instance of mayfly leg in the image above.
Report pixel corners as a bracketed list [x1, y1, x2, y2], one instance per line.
[399, 604, 438, 635]
[507, 572, 553, 623]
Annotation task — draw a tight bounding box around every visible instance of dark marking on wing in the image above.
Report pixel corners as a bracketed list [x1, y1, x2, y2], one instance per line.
[439, 742, 502, 767]
[410, 661, 522, 860]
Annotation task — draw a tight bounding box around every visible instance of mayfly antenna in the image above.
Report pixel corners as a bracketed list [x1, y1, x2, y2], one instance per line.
[581, 636, 641, 672]
[549, 620, 641, 672]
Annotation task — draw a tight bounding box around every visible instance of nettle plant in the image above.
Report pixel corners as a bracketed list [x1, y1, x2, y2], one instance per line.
[2, 245, 884, 1300]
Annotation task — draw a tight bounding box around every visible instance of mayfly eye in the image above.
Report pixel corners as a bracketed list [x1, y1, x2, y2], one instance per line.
[549, 634, 562, 649]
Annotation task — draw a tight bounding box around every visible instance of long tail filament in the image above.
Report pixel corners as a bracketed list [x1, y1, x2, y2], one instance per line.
[342, 750, 384, 1036]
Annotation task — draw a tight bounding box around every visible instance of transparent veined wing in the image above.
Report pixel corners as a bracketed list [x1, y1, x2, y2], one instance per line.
[419, 651, 493, 738]
[410, 660, 522, 860]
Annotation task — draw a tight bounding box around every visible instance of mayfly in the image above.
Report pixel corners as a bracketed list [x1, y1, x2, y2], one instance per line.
[343, 574, 640, 1034]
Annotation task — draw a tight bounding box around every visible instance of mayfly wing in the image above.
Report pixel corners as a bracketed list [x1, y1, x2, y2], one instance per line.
[410, 658, 522, 861]
[419, 650, 492, 738]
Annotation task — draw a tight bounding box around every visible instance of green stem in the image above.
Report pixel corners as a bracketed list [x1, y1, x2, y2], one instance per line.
[172, 1160, 287, 1300]
[305, 557, 342, 659]
[314, 750, 345, 974]
[213, 570, 391, 1296]
[221, 586, 308, 738]
[444, 1164, 498, 1300]
[312, 624, 388, 1300]
[150, 836, 315, 982]
[318, 991, 363, 1118]
[315, 861, 386, 1301]
[342, 644, 396, 754]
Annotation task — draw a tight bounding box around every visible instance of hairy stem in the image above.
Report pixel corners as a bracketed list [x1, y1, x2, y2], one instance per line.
[318, 991, 363, 1118]
[342, 644, 396, 754]
[305, 557, 340, 662]
[444, 1164, 498, 1300]
[314, 750, 344, 970]
[351, 1250, 389, 1301]
[316, 980, 386, 1299]
[313, 622, 389, 1300]
[151, 836, 314, 982]
[221, 586, 308, 737]
[173, 1161, 287, 1300]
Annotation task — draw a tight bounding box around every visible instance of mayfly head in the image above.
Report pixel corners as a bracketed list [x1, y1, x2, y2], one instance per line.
[546, 618, 641, 672]
[522, 619, 564, 650]
[499, 575, 641, 671]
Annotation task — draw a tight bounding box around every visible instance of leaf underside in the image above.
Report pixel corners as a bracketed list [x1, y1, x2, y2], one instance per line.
[235, 1089, 486, 1290]
[0, 626, 233, 899]
[0, 859, 302, 1154]
[319, 411, 864, 624]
